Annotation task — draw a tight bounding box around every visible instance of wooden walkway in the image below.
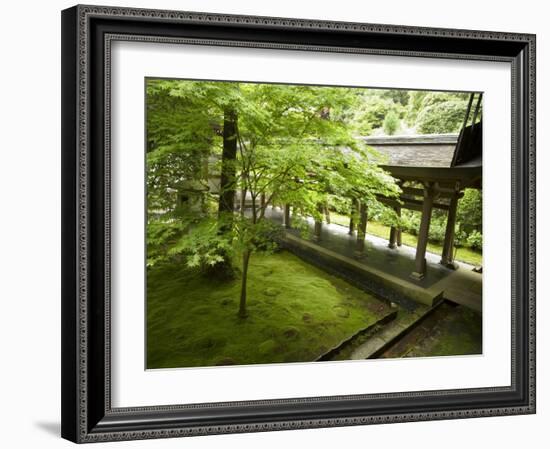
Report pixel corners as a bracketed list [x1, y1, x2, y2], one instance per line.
[266, 207, 482, 312]
[428, 263, 482, 312]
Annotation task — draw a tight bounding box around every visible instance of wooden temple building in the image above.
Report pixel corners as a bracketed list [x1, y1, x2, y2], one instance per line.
[372, 95, 482, 280]
[375, 133, 481, 279]
[240, 93, 482, 282]
[298, 93, 482, 281]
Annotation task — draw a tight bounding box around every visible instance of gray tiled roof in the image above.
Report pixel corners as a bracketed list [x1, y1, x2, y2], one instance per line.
[363, 134, 459, 168]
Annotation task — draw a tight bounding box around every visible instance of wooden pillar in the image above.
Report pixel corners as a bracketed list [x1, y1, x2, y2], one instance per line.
[395, 181, 403, 247]
[324, 204, 331, 224]
[313, 220, 322, 241]
[440, 193, 459, 268]
[396, 206, 402, 246]
[411, 184, 435, 280]
[313, 204, 323, 241]
[348, 199, 356, 235]
[282, 204, 291, 229]
[388, 227, 397, 249]
[389, 206, 402, 249]
[355, 201, 368, 255]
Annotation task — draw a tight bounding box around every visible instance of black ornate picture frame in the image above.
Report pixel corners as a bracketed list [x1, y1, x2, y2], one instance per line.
[61, 4, 536, 443]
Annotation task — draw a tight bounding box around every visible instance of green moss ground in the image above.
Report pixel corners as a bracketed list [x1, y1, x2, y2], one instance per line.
[379, 303, 482, 359]
[405, 306, 482, 357]
[147, 250, 393, 369]
[330, 213, 482, 266]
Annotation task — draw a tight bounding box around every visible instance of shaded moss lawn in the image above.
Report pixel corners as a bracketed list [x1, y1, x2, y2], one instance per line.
[330, 213, 482, 266]
[147, 250, 393, 369]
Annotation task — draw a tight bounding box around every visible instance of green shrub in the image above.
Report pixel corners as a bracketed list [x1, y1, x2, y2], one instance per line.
[428, 218, 446, 243]
[399, 210, 420, 236]
[383, 110, 400, 135]
[457, 189, 482, 235]
[466, 230, 483, 250]
[415, 100, 468, 134]
[454, 229, 468, 248]
[352, 95, 402, 134]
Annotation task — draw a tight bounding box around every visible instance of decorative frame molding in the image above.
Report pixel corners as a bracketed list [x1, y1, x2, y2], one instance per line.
[61, 4, 536, 443]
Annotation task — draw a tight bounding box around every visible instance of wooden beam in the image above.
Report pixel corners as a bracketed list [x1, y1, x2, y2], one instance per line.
[377, 196, 450, 212]
[401, 186, 460, 199]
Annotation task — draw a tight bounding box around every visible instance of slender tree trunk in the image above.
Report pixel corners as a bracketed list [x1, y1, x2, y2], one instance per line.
[218, 108, 238, 223]
[213, 108, 238, 279]
[238, 249, 251, 318]
[251, 194, 257, 224]
[260, 192, 266, 210]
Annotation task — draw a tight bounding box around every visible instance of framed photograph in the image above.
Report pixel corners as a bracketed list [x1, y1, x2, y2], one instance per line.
[61, 4, 536, 443]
